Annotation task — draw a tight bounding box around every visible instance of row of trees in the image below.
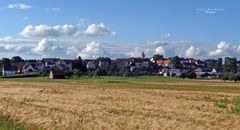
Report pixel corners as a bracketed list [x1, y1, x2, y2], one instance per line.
[0, 56, 24, 66]
[222, 72, 240, 82]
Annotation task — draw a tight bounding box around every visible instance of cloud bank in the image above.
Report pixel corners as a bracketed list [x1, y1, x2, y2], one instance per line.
[20, 23, 116, 38]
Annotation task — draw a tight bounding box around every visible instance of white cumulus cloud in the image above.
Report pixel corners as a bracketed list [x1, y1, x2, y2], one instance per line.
[83, 23, 116, 36]
[78, 41, 106, 59]
[237, 45, 240, 53]
[209, 41, 230, 56]
[0, 36, 13, 41]
[32, 39, 60, 55]
[20, 24, 78, 38]
[8, 3, 32, 10]
[155, 46, 165, 55]
[66, 46, 79, 56]
[4, 44, 23, 51]
[20, 23, 116, 38]
[185, 45, 201, 58]
[126, 47, 151, 58]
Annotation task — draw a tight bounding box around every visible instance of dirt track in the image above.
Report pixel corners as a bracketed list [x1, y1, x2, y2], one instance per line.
[1, 81, 240, 130]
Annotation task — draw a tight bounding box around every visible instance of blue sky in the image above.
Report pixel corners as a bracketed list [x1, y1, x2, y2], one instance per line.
[0, 0, 240, 59]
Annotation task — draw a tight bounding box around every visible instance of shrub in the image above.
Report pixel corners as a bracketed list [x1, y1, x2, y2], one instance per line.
[179, 73, 187, 79]
[222, 72, 229, 81]
[233, 73, 240, 82]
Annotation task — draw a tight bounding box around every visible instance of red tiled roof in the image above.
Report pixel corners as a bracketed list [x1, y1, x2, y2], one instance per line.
[156, 60, 171, 65]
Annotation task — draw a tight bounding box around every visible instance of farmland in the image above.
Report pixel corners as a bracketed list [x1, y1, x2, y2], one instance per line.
[1, 76, 240, 129]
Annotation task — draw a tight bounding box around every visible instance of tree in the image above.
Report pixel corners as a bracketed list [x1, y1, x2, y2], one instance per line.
[222, 72, 229, 82]
[228, 72, 235, 81]
[179, 72, 187, 79]
[1, 58, 11, 65]
[171, 56, 181, 69]
[223, 57, 237, 73]
[77, 56, 82, 61]
[87, 71, 94, 78]
[187, 71, 197, 79]
[216, 58, 223, 70]
[94, 68, 101, 78]
[152, 54, 163, 62]
[40, 70, 50, 77]
[73, 69, 82, 78]
[181, 70, 196, 79]
[73, 56, 87, 73]
[0, 59, 2, 67]
[11, 56, 24, 63]
[234, 73, 240, 82]
[118, 67, 130, 77]
[93, 68, 107, 78]
[107, 65, 118, 75]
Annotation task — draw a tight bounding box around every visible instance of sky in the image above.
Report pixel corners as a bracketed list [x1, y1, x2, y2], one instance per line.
[0, 0, 240, 59]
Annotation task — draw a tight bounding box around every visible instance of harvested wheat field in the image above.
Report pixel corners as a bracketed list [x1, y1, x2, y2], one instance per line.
[1, 76, 240, 130]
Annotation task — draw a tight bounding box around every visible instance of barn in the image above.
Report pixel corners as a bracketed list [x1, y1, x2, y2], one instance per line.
[49, 70, 65, 79]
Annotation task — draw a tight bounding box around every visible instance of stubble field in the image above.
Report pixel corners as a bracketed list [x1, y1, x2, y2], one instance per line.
[0, 76, 240, 130]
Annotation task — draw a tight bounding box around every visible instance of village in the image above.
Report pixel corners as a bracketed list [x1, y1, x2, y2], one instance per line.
[1, 52, 240, 80]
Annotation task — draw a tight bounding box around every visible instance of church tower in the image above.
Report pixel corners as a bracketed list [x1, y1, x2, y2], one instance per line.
[142, 52, 145, 59]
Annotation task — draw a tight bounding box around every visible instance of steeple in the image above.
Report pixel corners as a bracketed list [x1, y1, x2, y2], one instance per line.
[142, 52, 145, 59]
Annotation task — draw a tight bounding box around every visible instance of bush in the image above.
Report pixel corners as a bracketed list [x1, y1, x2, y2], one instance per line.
[234, 73, 240, 82]
[222, 72, 229, 81]
[222, 72, 240, 82]
[179, 72, 187, 79]
[73, 69, 82, 78]
[228, 72, 235, 81]
[180, 71, 196, 79]
[0, 73, 39, 78]
[187, 71, 197, 79]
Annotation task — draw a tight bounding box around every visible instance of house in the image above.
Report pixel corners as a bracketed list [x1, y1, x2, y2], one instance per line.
[159, 68, 181, 77]
[86, 61, 96, 70]
[23, 64, 36, 73]
[179, 58, 189, 64]
[49, 70, 65, 79]
[35, 61, 45, 71]
[194, 67, 222, 78]
[237, 60, 240, 67]
[45, 61, 56, 68]
[43, 58, 60, 68]
[12, 62, 26, 74]
[195, 60, 206, 67]
[56, 60, 73, 70]
[156, 59, 173, 68]
[129, 58, 150, 71]
[196, 72, 211, 78]
[182, 62, 196, 70]
[1, 64, 18, 76]
[194, 67, 212, 73]
[98, 59, 110, 69]
[111, 59, 129, 68]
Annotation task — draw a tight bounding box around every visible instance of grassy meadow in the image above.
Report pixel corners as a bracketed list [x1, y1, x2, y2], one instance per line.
[0, 76, 240, 129]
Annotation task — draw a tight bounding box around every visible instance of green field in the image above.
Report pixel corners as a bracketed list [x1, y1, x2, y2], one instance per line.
[1, 76, 240, 93]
